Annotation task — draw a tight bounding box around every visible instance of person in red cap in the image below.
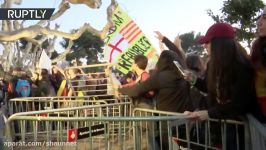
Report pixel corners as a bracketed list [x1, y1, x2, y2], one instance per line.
[251, 6, 266, 119]
[184, 22, 265, 149]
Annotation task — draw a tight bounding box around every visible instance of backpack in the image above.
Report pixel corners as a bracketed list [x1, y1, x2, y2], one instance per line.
[15, 79, 31, 97]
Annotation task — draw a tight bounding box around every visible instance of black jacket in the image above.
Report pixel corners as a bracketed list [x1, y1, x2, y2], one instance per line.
[119, 70, 192, 112]
[194, 63, 265, 122]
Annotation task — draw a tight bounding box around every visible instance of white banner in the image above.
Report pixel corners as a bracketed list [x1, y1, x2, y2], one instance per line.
[38, 50, 52, 72]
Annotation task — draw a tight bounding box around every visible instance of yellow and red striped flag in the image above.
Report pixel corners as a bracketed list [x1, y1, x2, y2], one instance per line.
[120, 20, 142, 44]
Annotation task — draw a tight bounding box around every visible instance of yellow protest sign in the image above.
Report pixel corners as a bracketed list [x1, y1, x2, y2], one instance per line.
[104, 6, 157, 74]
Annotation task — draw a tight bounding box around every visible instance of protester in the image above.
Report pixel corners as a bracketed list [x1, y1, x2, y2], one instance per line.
[30, 72, 39, 96]
[51, 65, 69, 96]
[120, 54, 155, 109]
[184, 22, 264, 120]
[186, 53, 206, 78]
[116, 55, 157, 149]
[251, 6, 266, 119]
[50, 65, 65, 94]
[120, 71, 136, 85]
[65, 67, 85, 96]
[94, 73, 108, 95]
[119, 50, 192, 150]
[7, 67, 29, 99]
[0, 78, 7, 105]
[34, 69, 55, 97]
[183, 22, 265, 150]
[119, 51, 191, 112]
[186, 53, 208, 110]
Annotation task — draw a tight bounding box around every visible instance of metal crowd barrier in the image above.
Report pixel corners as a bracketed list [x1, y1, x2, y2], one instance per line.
[133, 108, 249, 150]
[9, 95, 130, 115]
[5, 103, 133, 150]
[247, 114, 266, 150]
[3, 103, 254, 150]
[5, 102, 134, 150]
[65, 63, 117, 96]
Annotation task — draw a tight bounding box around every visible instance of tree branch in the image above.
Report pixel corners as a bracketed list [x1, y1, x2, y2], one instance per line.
[107, 0, 118, 27]
[0, 0, 118, 41]
[66, 0, 102, 9]
[37, 2, 70, 26]
[52, 40, 73, 63]
[0, 0, 118, 71]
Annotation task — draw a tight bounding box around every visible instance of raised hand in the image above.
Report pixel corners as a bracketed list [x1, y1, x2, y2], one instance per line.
[174, 35, 183, 50]
[154, 31, 164, 41]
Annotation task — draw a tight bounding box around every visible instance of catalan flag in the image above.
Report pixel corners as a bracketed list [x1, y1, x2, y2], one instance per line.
[57, 80, 69, 96]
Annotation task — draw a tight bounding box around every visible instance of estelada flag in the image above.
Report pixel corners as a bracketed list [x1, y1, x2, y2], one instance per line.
[57, 80, 68, 96]
[104, 6, 158, 74]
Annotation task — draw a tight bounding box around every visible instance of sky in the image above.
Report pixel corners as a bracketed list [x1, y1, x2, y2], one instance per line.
[1, 0, 266, 54]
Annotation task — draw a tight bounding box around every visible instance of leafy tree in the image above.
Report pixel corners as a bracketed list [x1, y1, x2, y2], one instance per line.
[207, 0, 265, 47]
[60, 30, 104, 65]
[179, 31, 205, 55]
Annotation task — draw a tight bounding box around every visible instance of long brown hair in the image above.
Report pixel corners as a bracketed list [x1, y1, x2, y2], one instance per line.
[207, 37, 252, 102]
[251, 37, 266, 71]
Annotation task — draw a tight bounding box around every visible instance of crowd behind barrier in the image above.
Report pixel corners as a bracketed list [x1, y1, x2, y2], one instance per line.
[0, 62, 265, 149]
[0, 4, 265, 150]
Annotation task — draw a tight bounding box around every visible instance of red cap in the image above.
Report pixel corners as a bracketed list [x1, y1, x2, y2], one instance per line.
[198, 22, 236, 44]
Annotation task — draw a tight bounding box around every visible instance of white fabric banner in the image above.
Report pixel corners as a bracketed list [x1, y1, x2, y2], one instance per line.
[38, 50, 52, 72]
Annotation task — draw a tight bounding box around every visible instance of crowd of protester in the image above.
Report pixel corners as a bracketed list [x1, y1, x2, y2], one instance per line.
[115, 7, 266, 150]
[0, 61, 111, 104]
[0, 6, 265, 150]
